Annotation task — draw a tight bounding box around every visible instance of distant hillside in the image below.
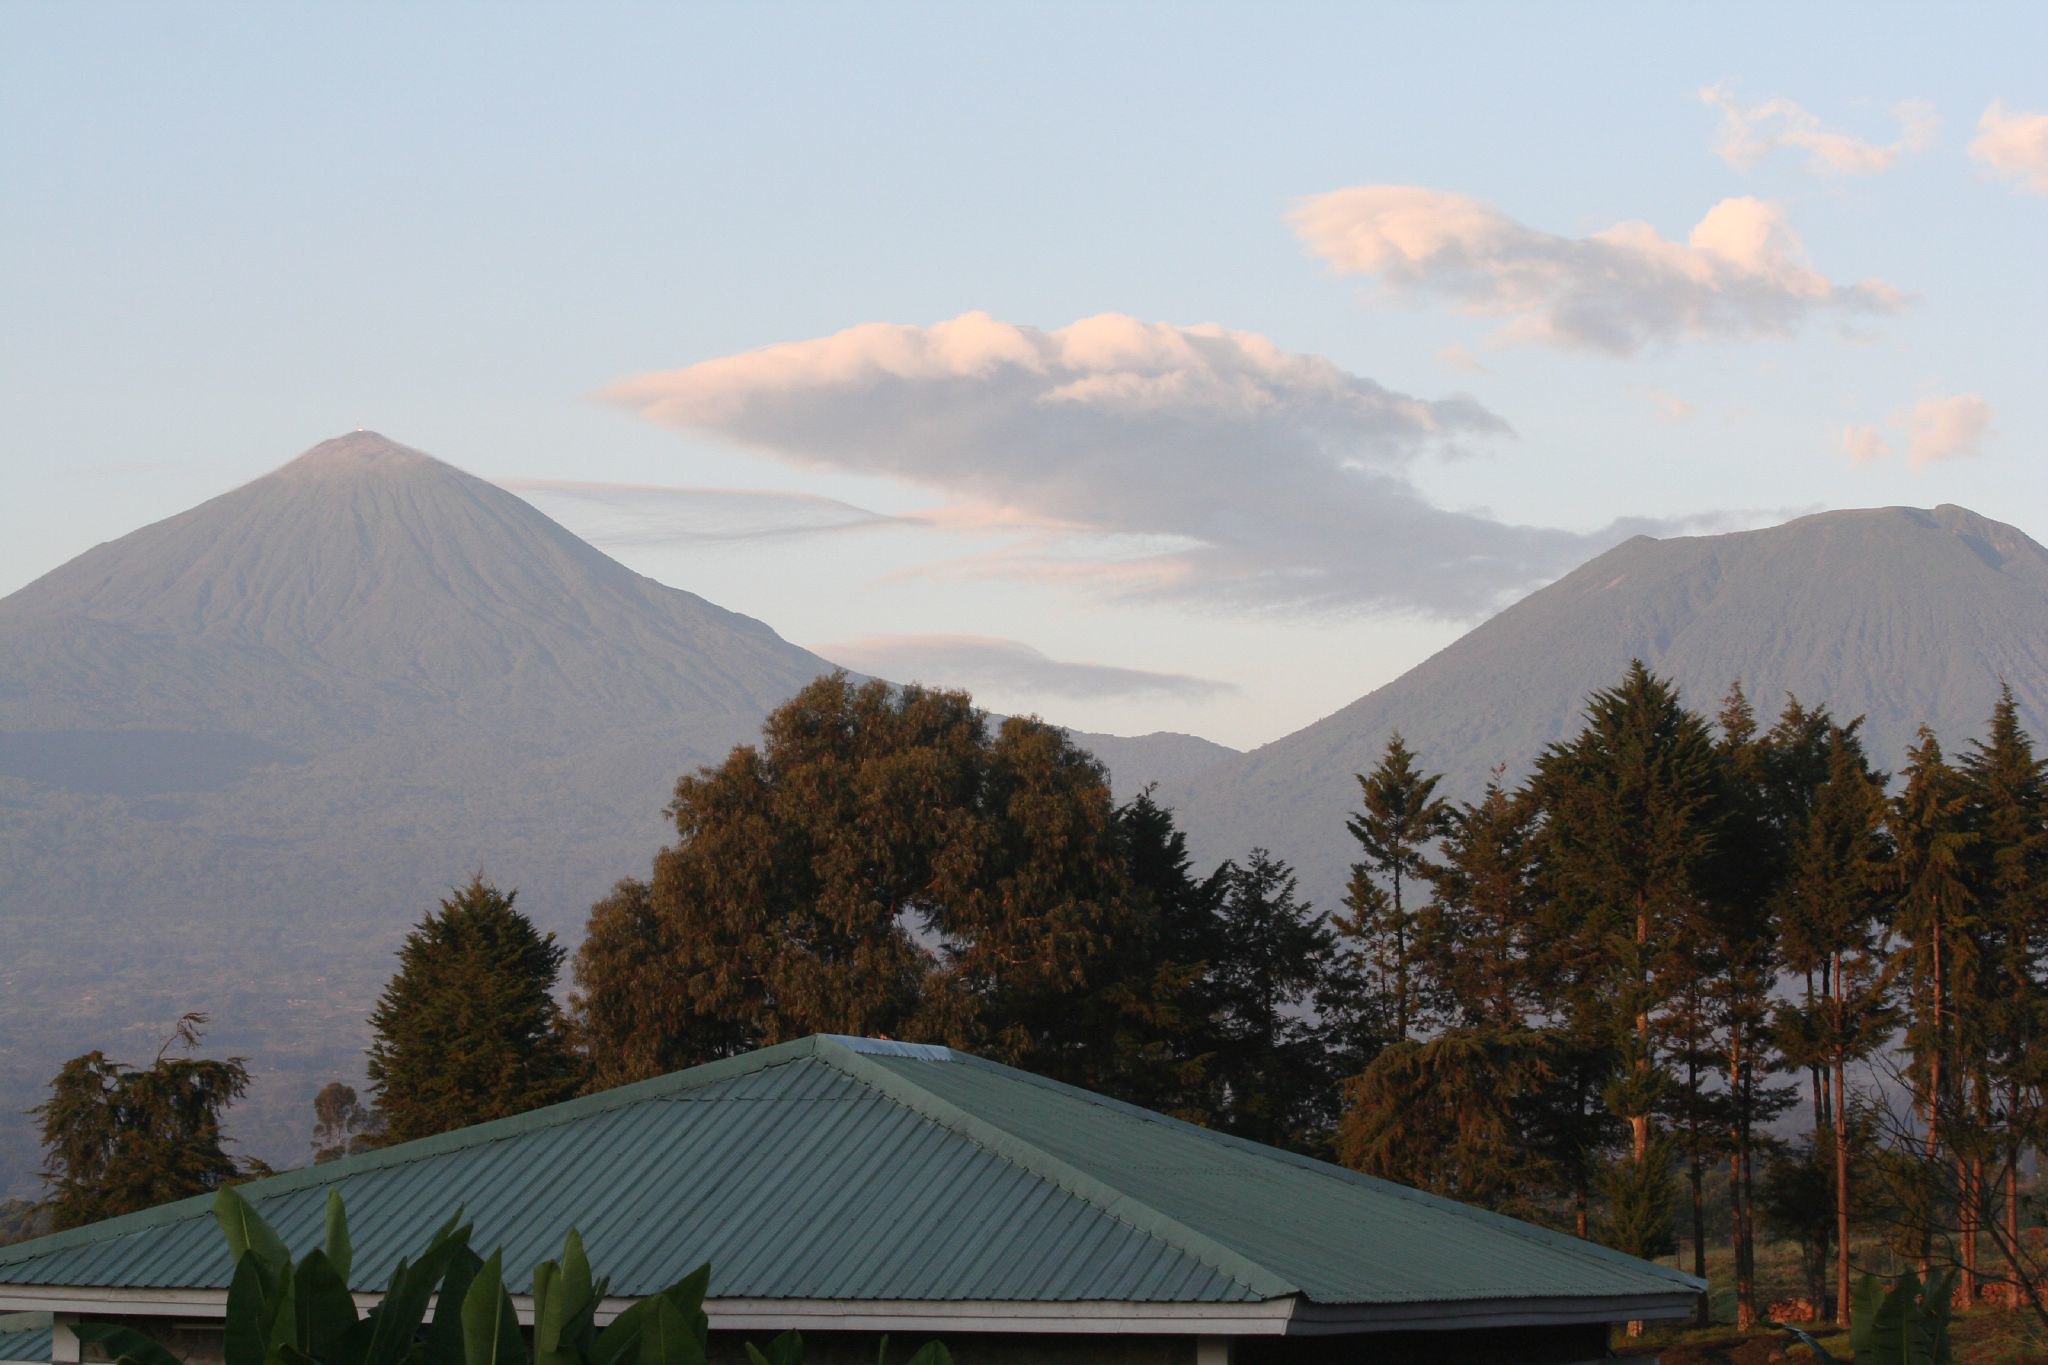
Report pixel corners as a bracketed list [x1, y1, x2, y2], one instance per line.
[0, 433, 1214, 1193]
[1160, 504, 2048, 915]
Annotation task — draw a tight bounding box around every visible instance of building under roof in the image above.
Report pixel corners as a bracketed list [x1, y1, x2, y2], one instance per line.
[0, 1035, 1702, 1364]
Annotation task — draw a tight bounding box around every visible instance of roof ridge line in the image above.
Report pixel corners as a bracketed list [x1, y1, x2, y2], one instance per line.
[0, 1039, 828, 1269]
[938, 1050, 1705, 1295]
[810, 1038, 1297, 1303]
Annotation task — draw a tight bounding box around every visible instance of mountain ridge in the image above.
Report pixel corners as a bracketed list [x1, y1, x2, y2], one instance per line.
[1158, 500, 2048, 916]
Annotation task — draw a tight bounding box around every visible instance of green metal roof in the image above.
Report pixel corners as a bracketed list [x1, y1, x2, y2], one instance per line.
[0, 1036, 1701, 1314]
[0, 1312, 51, 1363]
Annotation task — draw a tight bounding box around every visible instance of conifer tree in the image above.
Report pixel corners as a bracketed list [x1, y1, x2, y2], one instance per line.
[1702, 682, 1798, 1329]
[1206, 849, 1352, 1150]
[1776, 724, 1893, 1323]
[35, 1013, 251, 1230]
[367, 876, 580, 1143]
[1889, 725, 1977, 1277]
[1528, 662, 1719, 1258]
[1418, 772, 1539, 1032]
[1108, 788, 1228, 1122]
[1338, 735, 1450, 1043]
[1959, 686, 2048, 1290]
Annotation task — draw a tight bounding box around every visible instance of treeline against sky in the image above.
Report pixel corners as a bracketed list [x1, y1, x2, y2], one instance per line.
[27, 667, 2048, 1337]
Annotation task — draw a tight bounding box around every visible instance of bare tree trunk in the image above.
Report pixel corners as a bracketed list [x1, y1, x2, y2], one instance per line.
[1833, 951, 1852, 1329]
[1921, 923, 1942, 1277]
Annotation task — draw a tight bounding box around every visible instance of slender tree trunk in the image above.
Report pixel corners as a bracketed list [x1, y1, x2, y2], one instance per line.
[1922, 922, 1943, 1276]
[1833, 951, 1852, 1329]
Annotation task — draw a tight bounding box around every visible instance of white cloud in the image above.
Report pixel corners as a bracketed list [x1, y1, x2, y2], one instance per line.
[1970, 102, 2048, 194]
[813, 633, 1236, 702]
[1903, 394, 1993, 467]
[1839, 424, 1890, 464]
[603, 312, 1658, 617]
[506, 479, 896, 545]
[1701, 85, 1936, 175]
[1838, 395, 1992, 468]
[1289, 186, 1904, 356]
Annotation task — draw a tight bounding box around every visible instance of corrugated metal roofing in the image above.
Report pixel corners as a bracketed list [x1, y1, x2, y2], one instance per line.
[0, 1035, 1699, 1312]
[0, 1312, 51, 1363]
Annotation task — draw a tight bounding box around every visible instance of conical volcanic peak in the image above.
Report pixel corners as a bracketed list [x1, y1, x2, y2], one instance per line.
[273, 430, 441, 480]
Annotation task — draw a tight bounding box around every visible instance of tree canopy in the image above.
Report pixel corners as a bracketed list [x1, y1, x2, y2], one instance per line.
[34, 1012, 253, 1230]
[367, 876, 580, 1143]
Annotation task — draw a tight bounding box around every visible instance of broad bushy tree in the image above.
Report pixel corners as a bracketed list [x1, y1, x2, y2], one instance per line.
[35, 1012, 253, 1229]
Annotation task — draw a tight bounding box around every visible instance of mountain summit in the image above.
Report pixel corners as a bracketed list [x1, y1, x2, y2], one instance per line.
[0, 435, 849, 1191]
[1160, 502, 2048, 912]
[0, 433, 1225, 1192]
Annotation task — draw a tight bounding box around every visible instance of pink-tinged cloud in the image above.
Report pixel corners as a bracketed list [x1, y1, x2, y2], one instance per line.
[1903, 394, 1993, 467]
[1701, 85, 1936, 175]
[1839, 425, 1891, 464]
[602, 312, 1665, 617]
[1970, 102, 2048, 193]
[1289, 186, 1904, 356]
[813, 633, 1235, 702]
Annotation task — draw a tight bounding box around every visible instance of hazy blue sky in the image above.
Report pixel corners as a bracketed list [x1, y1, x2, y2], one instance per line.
[4, 4, 2043, 748]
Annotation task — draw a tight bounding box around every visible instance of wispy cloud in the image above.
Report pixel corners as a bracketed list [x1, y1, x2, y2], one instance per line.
[1289, 186, 1904, 356]
[602, 312, 1662, 617]
[813, 632, 1236, 701]
[1839, 394, 1993, 469]
[1701, 85, 1936, 175]
[505, 479, 897, 545]
[1969, 102, 2048, 194]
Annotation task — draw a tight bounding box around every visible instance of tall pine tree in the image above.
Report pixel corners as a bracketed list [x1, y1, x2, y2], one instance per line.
[367, 876, 580, 1142]
[1338, 735, 1450, 1043]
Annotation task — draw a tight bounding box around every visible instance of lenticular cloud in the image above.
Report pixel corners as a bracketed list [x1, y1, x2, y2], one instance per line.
[603, 312, 1656, 618]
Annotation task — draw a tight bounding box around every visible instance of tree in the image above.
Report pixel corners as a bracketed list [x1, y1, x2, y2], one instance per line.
[1205, 849, 1357, 1149]
[572, 674, 1180, 1103]
[1417, 772, 1540, 1033]
[1775, 723, 1894, 1324]
[1528, 662, 1720, 1263]
[367, 876, 580, 1143]
[1959, 685, 2048, 1292]
[34, 1012, 253, 1230]
[1889, 726, 1977, 1280]
[311, 1082, 385, 1164]
[1338, 1027, 1557, 1219]
[1338, 734, 1450, 1043]
[1104, 788, 1227, 1122]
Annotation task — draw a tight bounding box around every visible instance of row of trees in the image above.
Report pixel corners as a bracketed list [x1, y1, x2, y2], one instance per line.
[1334, 666, 2048, 1331]
[33, 665, 2047, 1343]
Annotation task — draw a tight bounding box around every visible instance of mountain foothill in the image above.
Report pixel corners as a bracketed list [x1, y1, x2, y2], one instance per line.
[2, 430, 2043, 1191]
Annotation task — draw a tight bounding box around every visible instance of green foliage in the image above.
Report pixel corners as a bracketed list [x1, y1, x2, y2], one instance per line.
[76, 1188, 949, 1365]
[1204, 848, 1363, 1149]
[1336, 1027, 1557, 1217]
[34, 1013, 254, 1230]
[572, 673, 1204, 1106]
[367, 876, 581, 1143]
[1597, 1132, 1679, 1261]
[1337, 733, 1451, 1042]
[1841, 1269, 1956, 1365]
